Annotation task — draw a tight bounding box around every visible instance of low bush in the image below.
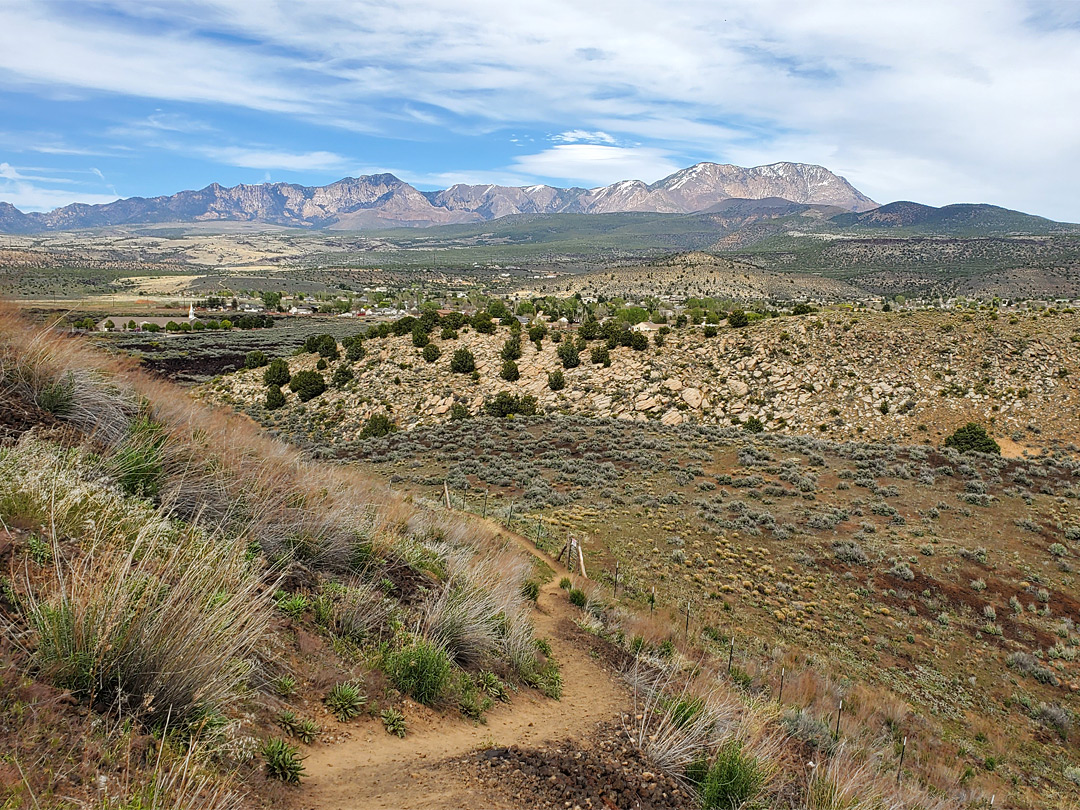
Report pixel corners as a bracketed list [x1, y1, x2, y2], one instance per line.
[360, 412, 397, 439]
[944, 423, 1001, 455]
[244, 350, 269, 369]
[384, 638, 452, 706]
[422, 343, 441, 363]
[548, 370, 566, 391]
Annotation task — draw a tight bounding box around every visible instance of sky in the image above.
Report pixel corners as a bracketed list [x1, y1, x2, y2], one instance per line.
[2, 0, 1080, 220]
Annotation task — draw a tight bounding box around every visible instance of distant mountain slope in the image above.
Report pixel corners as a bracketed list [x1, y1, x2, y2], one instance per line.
[830, 201, 1065, 234]
[0, 162, 876, 233]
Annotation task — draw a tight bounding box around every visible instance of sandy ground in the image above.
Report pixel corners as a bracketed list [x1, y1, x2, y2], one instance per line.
[292, 534, 631, 810]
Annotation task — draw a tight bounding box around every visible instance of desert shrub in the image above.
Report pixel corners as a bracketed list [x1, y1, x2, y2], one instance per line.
[528, 324, 547, 343]
[360, 412, 396, 439]
[381, 707, 407, 738]
[316, 335, 339, 359]
[244, 350, 269, 369]
[384, 638, 452, 706]
[832, 541, 867, 564]
[781, 709, 835, 753]
[36, 374, 74, 415]
[630, 332, 649, 351]
[568, 588, 587, 607]
[944, 423, 1000, 455]
[1006, 652, 1058, 685]
[500, 360, 520, 381]
[590, 345, 611, 366]
[1034, 702, 1071, 738]
[484, 391, 537, 417]
[703, 326, 718, 338]
[449, 402, 470, 420]
[412, 324, 430, 348]
[743, 417, 764, 434]
[458, 672, 495, 721]
[556, 341, 580, 368]
[325, 680, 367, 721]
[263, 738, 305, 784]
[699, 739, 772, 810]
[727, 310, 749, 328]
[548, 370, 566, 390]
[263, 358, 291, 386]
[289, 370, 326, 402]
[422, 343, 441, 363]
[331, 363, 353, 388]
[316, 358, 328, 370]
[450, 348, 476, 373]
[889, 561, 915, 581]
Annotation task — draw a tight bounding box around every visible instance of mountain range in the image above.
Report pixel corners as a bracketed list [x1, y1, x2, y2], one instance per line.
[0, 162, 878, 233]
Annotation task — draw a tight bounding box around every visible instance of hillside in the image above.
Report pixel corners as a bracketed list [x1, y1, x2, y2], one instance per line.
[4, 304, 1079, 809]
[202, 308, 1080, 451]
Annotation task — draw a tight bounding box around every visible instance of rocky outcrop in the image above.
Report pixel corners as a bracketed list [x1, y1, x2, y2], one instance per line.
[203, 309, 1080, 449]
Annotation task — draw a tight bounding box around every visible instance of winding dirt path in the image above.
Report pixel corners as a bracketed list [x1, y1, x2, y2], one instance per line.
[292, 534, 630, 810]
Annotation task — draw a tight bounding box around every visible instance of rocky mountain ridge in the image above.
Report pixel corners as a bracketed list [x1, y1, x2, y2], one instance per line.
[0, 162, 875, 233]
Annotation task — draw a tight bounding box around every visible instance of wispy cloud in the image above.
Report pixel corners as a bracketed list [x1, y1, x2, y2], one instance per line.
[194, 146, 351, 172]
[510, 144, 682, 187]
[0, 162, 119, 211]
[1, 1, 1080, 216]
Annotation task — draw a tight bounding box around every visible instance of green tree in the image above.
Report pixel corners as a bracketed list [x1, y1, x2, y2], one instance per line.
[501, 335, 522, 362]
[422, 343, 441, 363]
[450, 348, 476, 373]
[500, 360, 520, 381]
[261, 290, 282, 311]
[412, 325, 430, 348]
[944, 423, 1000, 455]
[265, 385, 286, 410]
[289, 371, 326, 402]
[556, 341, 580, 369]
[317, 335, 340, 360]
[727, 310, 749, 328]
[629, 332, 648, 351]
[590, 345, 611, 366]
[346, 340, 365, 361]
[245, 350, 269, 369]
[264, 358, 291, 386]
[547, 370, 565, 391]
[332, 363, 354, 388]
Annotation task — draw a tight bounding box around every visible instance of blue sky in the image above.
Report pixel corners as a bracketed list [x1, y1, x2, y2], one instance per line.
[2, 0, 1080, 220]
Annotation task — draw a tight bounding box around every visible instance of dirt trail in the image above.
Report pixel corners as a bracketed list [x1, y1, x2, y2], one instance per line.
[293, 534, 630, 810]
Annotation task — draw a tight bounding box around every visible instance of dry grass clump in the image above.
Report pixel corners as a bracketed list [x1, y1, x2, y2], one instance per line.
[16, 513, 272, 727]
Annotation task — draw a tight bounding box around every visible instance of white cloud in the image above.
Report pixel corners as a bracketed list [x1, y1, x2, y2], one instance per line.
[196, 147, 350, 172]
[3, 1, 1080, 216]
[552, 130, 617, 145]
[510, 144, 682, 187]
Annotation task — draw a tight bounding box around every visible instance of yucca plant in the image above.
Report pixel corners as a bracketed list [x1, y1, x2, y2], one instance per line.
[325, 680, 366, 722]
[262, 738, 305, 784]
[478, 670, 510, 703]
[271, 674, 297, 698]
[276, 592, 309, 620]
[381, 707, 407, 738]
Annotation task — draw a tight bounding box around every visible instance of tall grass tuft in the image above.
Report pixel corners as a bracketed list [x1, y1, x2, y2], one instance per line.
[22, 526, 273, 727]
